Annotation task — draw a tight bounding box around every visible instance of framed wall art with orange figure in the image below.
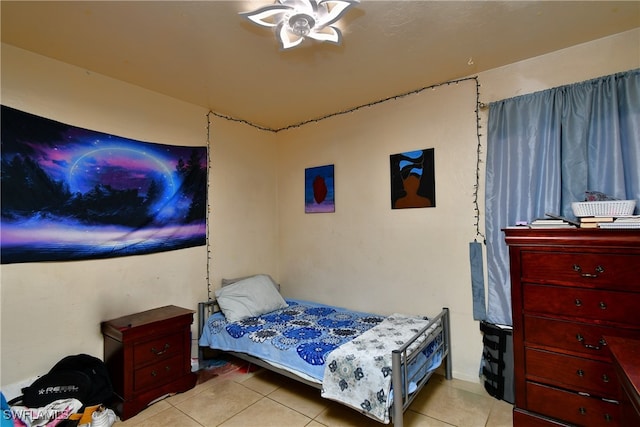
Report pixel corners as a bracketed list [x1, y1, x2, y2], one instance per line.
[390, 148, 435, 209]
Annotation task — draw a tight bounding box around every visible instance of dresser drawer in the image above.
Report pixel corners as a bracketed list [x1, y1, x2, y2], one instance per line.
[133, 354, 183, 392]
[526, 381, 621, 427]
[523, 284, 640, 326]
[520, 251, 639, 290]
[524, 316, 640, 359]
[134, 332, 183, 366]
[526, 348, 619, 398]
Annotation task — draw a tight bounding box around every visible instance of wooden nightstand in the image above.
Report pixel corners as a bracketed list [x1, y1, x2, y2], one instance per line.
[101, 305, 197, 420]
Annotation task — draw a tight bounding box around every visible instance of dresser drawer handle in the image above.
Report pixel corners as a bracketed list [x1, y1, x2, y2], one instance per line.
[576, 334, 606, 350]
[573, 264, 604, 278]
[151, 343, 170, 356]
[578, 407, 587, 415]
[602, 374, 609, 383]
[576, 369, 584, 377]
[574, 299, 582, 307]
[599, 301, 607, 310]
[604, 413, 612, 422]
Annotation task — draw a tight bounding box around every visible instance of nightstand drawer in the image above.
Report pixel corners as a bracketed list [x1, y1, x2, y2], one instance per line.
[526, 381, 621, 427]
[134, 354, 183, 392]
[520, 251, 639, 290]
[134, 332, 182, 366]
[524, 316, 640, 358]
[526, 348, 618, 398]
[523, 284, 640, 325]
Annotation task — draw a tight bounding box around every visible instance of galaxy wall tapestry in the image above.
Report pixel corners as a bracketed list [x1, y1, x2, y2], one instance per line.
[390, 148, 435, 209]
[305, 164, 335, 213]
[1, 105, 207, 264]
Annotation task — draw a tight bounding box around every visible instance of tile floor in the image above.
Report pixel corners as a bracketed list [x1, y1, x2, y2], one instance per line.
[114, 365, 513, 427]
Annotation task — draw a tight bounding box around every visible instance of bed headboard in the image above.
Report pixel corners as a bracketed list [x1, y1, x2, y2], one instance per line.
[197, 300, 218, 344]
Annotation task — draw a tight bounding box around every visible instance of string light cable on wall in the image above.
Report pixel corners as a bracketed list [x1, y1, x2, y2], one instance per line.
[210, 76, 483, 134]
[474, 82, 487, 244]
[206, 76, 487, 301]
[241, 0, 360, 50]
[205, 113, 213, 302]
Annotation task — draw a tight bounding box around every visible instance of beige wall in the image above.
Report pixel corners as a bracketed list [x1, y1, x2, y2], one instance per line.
[207, 117, 280, 282]
[0, 44, 280, 389]
[1, 28, 638, 390]
[275, 28, 640, 382]
[276, 81, 481, 379]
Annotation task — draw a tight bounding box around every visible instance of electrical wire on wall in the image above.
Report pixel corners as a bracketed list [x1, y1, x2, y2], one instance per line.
[474, 79, 487, 244]
[471, 79, 488, 321]
[205, 76, 487, 300]
[205, 112, 213, 302]
[208, 76, 483, 133]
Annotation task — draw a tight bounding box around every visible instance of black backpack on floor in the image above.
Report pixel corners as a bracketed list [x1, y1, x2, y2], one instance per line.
[9, 354, 113, 409]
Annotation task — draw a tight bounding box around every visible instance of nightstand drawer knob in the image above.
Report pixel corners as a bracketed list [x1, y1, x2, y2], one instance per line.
[578, 407, 587, 415]
[151, 343, 170, 356]
[602, 374, 609, 383]
[150, 366, 170, 377]
[604, 413, 612, 422]
[599, 301, 607, 310]
[574, 299, 582, 307]
[576, 369, 584, 377]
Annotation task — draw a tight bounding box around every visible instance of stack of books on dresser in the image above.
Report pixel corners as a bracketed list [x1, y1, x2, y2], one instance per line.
[529, 215, 577, 228]
[578, 216, 615, 228]
[582, 215, 640, 229]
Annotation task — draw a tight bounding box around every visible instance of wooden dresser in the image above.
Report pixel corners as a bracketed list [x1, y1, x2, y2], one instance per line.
[606, 336, 640, 426]
[101, 305, 198, 420]
[504, 229, 640, 427]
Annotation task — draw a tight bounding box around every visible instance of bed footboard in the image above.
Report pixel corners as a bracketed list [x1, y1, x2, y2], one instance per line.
[390, 307, 452, 427]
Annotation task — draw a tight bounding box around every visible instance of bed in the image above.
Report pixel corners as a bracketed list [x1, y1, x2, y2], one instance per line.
[197, 274, 452, 427]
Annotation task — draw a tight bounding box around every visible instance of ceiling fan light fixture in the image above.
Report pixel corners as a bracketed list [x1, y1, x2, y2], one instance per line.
[241, 0, 360, 50]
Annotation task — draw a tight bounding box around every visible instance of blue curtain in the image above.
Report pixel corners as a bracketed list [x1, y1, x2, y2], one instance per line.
[485, 69, 640, 325]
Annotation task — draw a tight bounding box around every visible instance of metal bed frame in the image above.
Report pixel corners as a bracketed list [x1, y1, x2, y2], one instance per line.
[198, 300, 452, 427]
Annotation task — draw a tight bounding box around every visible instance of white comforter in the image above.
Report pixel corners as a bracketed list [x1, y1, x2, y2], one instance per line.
[321, 314, 440, 424]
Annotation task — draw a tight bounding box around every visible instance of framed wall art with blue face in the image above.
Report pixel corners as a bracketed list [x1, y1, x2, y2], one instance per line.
[390, 148, 435, 209]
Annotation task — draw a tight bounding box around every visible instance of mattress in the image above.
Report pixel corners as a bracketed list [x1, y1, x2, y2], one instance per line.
[199, 298, 386, 382]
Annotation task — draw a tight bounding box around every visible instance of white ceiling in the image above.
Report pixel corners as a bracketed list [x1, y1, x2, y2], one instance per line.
[2, 1, 639, 130]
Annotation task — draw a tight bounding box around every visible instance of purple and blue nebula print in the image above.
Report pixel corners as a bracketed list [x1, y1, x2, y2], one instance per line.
[1, 105, 207, 264]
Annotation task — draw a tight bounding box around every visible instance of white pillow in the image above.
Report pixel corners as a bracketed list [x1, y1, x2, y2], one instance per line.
[221, 274, 280, 292]
[215, 274, 288, 322]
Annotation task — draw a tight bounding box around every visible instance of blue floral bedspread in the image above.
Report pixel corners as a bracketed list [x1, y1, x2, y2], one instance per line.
[199, 299, 385, 382]
[320, 314, 443, 424]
